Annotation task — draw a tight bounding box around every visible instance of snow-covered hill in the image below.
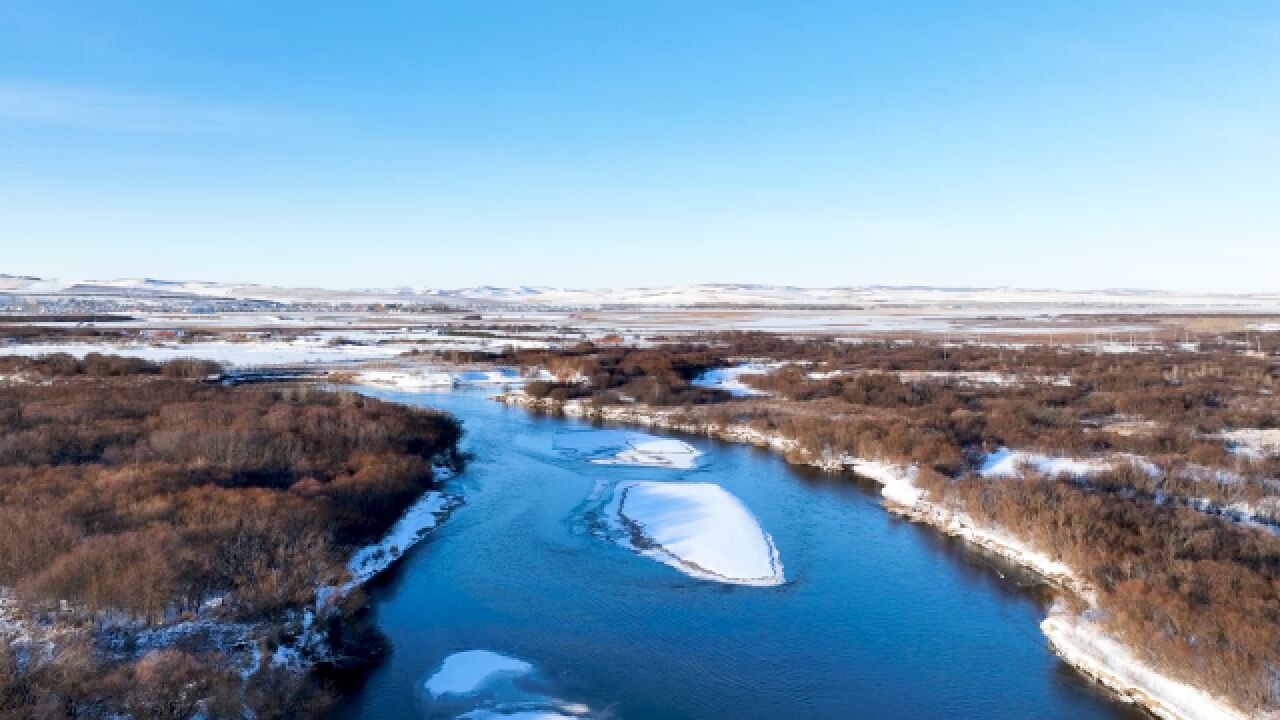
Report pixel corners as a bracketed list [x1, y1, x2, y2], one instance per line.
[4, 274, 1279, 311]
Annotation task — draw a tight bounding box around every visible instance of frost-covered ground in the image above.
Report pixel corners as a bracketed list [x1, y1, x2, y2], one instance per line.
[554, 429, 702, 469]
[691, 363, 773, 397]
[421, 649, 592, 719]
[594, 480, 784, 586]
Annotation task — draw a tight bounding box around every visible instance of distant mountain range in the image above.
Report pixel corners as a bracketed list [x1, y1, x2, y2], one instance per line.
[3, 274, 1279, 311]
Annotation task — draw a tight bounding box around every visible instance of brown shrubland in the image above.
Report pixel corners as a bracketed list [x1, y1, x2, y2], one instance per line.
[0, 354, 461, 718]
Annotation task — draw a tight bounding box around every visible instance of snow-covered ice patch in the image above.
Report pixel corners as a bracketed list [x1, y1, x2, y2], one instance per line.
[592, 481, 784, 586]
[454, 368, 525, 385]
[691, 363, 772, 397]
[554, 430, 701, 469]
[426, 650, 534, 696]
[422, 650, 592, 719]
[592, 437, 701, 470]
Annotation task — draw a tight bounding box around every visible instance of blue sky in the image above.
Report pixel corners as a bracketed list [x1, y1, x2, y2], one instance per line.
[1, 2, 1277, 291]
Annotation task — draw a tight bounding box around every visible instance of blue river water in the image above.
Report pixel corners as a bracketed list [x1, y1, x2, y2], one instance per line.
[334, 389, 1141, 719]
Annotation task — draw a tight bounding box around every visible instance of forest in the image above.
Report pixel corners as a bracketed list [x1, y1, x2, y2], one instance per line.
[505, 332, 1280, 716]
[0, 354, 462, 719]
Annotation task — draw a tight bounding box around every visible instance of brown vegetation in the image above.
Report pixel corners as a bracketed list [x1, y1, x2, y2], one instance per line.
[0, 354, 462, 719]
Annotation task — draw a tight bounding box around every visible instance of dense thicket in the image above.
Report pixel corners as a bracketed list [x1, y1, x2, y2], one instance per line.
[0, 355, 460, 616]
[0, 355, 462, 718]
[515, 343, 727, 405]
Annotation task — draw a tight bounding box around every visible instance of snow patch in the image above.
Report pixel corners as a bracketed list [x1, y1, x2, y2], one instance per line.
[1220, 428, 1280, 458]
[979, 448, 1107, 479]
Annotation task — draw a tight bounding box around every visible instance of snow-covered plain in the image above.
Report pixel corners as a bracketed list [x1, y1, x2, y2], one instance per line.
[0, 339, 409, 366]
[599, 481, 784, 586]
[11, 273, 1280, 314]
[554, 429, 702, 469]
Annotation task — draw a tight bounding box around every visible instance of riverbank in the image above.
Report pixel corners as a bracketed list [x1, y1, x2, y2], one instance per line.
[495, 391, 1252, 720]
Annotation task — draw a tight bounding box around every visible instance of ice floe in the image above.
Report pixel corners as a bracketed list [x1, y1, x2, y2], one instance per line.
[593, 481, 784, 586]
[426, 650, 534, 696]
[422, 649, 592, 719]
[553, 429, 702, 469]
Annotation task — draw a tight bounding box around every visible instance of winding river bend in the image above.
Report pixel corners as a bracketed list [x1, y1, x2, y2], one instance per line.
[335, 388, 1142, 720]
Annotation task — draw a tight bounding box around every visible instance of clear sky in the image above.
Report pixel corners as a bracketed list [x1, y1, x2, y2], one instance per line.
[1, 2, 1277, 292]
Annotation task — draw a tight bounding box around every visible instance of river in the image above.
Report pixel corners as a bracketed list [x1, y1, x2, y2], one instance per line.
[334, 388, 1142, 719]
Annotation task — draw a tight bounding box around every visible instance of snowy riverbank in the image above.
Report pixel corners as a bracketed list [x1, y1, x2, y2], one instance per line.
[496, 391, 1253, 720]
[275, 465, 461, 672]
